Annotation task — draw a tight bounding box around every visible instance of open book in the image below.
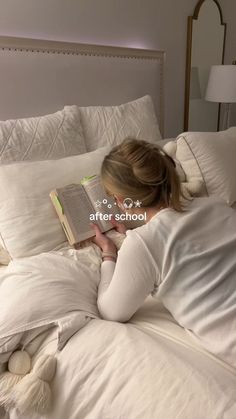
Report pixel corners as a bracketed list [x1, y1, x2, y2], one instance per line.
[50, 175, 120, 245]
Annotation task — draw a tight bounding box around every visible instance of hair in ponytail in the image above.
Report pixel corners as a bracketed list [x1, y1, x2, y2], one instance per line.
[101, 138, 184, 212]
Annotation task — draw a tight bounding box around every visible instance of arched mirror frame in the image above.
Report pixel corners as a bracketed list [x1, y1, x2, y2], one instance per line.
[184, 0, 226, 131]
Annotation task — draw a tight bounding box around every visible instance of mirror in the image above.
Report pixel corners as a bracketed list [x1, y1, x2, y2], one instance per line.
[184, 0, 226, 131]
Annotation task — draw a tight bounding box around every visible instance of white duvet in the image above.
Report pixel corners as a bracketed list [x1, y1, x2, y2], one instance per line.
[6, 302, 236, 419]
[0, 245, 101, 364]
[0, 244, 236, 419]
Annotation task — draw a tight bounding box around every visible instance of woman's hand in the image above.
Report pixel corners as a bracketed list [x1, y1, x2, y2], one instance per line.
[110, 216, 127, 234]
[91, 223, 117, 254]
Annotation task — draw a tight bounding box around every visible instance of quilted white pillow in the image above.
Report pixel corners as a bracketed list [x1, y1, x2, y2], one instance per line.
[176, 127, 236, 205]
[0, 146, 111, 259]
[80, 95, 162, 151]
[0, 106, 87, 264]
[0, 106, 86, 163]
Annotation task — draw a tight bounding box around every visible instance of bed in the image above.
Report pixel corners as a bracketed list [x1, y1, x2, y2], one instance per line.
[0, 36, 236, 419]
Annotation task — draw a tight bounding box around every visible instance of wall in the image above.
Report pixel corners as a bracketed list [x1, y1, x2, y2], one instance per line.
[0, 0, 235, 137]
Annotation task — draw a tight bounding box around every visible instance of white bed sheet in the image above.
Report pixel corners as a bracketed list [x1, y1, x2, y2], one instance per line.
[1, 211, 236, 419]
[5, 297, 236, 419]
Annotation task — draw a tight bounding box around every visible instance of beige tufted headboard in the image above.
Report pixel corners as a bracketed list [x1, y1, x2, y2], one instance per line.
[0, 36, 165, 136]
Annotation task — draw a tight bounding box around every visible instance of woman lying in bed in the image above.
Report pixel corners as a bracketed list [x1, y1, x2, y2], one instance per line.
[91, 138, 236, 368]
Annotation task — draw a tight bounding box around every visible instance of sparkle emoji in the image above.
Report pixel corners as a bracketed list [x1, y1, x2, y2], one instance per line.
[95, 200, 102, 208]
[134, 200, 142, 208]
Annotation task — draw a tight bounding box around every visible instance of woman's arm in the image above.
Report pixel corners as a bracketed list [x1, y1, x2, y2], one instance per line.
[97, 231, 158, 322]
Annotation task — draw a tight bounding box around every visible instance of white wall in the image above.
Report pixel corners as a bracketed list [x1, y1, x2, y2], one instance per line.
[0, 0, 235, 137]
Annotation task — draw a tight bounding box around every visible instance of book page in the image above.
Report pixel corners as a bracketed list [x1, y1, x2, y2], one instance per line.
[57, 184, 95, 242]
[82, 175, 120, 231]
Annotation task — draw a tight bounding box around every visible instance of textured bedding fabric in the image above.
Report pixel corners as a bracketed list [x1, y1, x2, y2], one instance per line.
[175, 127, 236, 206]
[1, 243, 236, 419]
[6, 299, 236, 419]
[0, 105, 87, 266]
[0, 245, 101, 365]
[80, 95, 162, 152]
[0, 106, 86, 164]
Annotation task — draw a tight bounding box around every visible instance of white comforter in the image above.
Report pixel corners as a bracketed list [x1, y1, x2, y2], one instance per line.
[0, 245, 101, 364]
[0, 244, 236, 419]
[7, 301, 236, 419]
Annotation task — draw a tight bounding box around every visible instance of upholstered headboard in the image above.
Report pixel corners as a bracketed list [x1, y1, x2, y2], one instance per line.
[0, 36, 165, 136]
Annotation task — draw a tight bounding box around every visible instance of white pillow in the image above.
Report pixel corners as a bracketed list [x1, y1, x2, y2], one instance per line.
[80, 95, 162, 151]
[0, 146, 111, 259]
[0, 106, 86, 163]
[0, 106, 87, 264]
[176, 127, 236, 205]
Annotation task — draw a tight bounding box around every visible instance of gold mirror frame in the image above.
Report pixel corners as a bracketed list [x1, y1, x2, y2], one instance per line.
[184, 0, 226, 131]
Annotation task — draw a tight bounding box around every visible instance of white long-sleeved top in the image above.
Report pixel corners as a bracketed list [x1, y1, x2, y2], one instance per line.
[97, 196, 236, 367]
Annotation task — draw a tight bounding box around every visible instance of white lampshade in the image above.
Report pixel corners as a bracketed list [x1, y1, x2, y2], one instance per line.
[205, 65, 236, 103]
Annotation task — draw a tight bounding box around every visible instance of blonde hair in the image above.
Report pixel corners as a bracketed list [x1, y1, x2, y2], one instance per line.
[101, 138, 183, 212]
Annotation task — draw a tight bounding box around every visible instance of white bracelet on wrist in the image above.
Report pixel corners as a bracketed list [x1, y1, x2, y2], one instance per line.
[102, 251, 117, 261]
